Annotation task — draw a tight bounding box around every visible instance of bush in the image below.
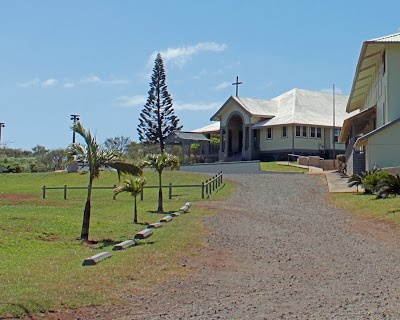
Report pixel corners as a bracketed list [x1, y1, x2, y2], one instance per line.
[361, 171, 392, 194]
[377, 174, 400, 199]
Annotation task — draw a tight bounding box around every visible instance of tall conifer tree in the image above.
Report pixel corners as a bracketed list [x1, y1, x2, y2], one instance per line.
[137, 53, 182, 153]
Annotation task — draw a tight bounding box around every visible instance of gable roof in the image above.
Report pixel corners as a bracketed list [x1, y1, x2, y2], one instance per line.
[347, 31, 400, 112]
[210, 95, 277, 121]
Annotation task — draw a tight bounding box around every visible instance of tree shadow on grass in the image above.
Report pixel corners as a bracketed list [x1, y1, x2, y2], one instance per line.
[135, 240, 156, 246]
[0, 302, 35, 319]
[147, 210, 167, 214]
[80, 238, 120, 249]
[134, 222, 150, 226]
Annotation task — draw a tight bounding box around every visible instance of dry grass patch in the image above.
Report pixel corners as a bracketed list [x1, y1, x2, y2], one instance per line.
[0, 171, 235, 318]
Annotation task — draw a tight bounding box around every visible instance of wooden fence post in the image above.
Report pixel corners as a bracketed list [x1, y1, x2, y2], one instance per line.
[42, 186, 46, 199]
[201, 182, 205, 199]
[169, 183, 172, 199]
[64, 185, 67, 200]
[140, 188, 144, 201]
[113, 184, 116, 200]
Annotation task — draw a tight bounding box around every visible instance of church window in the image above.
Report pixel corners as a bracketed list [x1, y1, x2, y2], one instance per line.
[266, 127, 272, 139]
[334, 128, 340, 143]
[302, 126, 307, 138]
[316, 127, 322, 139]
[282, 126, 287, 138]
[310, 127, 316, 138]
[295, 126, 301, 137]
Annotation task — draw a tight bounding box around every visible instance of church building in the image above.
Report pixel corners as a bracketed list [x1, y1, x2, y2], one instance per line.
[197, 88, 351, 162]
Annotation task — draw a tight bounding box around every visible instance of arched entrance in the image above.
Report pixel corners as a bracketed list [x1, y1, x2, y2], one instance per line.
[227, 113, 244, 160]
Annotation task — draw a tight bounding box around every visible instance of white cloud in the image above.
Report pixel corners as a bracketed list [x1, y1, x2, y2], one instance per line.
[214, 81, 231, 90]
[173, 101, 221, 111]
[64, 82, 75, 88]
[148, 42, 227, 68]
[80, 75, 102, 84]
[42, 78, 58, 87]
[117, 95, 147, 107]
[80, 74, 129, 86]
[17, 78, 40, 87]
[17, 74, 130, 89]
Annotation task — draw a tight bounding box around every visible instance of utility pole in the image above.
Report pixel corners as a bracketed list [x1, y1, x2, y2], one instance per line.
[70, 115, 80, 144]
[0, 122, 5, 145]
[333, 84, 336, 165]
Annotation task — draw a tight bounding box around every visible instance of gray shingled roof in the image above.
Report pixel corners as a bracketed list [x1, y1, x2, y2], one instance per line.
[191, 122, 220, 133]
[165, 131, 210, 144]
[236, 97, 278, 116]
[251, 88, 351, 128]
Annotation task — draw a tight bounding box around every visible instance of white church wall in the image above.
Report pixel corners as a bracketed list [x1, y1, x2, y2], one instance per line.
[219, 102, 250, 127]
[367, 120, 400, 169]
[387, 45, 400, 122]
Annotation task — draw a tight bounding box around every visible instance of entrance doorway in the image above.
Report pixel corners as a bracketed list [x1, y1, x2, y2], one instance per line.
[227, 114, 244, 160]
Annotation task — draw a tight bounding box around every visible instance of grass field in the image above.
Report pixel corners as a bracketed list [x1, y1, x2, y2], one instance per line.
[0, 170, 235, 318]
[328, 193, 400, 224]
[260, 161, 308, 173]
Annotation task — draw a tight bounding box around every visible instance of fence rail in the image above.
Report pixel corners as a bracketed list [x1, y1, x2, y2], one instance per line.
[41, 172, 224, 200]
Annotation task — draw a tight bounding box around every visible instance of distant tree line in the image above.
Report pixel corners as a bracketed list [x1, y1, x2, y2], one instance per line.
[0, 138, 195, 173]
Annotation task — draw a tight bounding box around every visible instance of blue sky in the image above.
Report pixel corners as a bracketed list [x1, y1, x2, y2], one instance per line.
[1, 1, 400, 150]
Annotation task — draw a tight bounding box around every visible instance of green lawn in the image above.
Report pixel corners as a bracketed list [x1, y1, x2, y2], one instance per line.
[0, 170, 235, 318]
[328, 193, 400, 224]
[260, 161, 308, 173]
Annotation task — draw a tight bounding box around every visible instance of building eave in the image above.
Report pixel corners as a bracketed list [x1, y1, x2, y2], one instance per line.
[354, 117, 400, 148]
[210, 96, 252, 121]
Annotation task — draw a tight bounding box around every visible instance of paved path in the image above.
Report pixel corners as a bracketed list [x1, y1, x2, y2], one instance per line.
[50, 173, 400, 319]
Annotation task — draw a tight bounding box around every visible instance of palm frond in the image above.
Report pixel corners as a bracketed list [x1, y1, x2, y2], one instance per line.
[108, 161, 143, 180]
[66, 143, 87, 162]
[141, 152, 180, 172]
[376, 174, 400, 199]
[114, 177, 147, 197]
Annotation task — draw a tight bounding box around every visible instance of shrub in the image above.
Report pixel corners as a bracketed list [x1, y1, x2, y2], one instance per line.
[376, 174, 400, 199]
[361, 170, 392, 194]
[348, 165, 380, 194]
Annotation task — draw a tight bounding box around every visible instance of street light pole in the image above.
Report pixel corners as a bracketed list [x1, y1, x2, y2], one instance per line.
[0, 122, 5, 145]
[70, 115, 80, 144]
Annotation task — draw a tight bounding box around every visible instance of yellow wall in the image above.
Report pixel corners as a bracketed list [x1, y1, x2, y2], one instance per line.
[366, 120, 400, 169]
[259, 125, 345, 152]
[387, 45, 400, 122]
[259, 126, 292, 151]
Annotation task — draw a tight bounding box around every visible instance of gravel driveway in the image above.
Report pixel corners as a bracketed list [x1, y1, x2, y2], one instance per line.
[50, 173, 400, 319]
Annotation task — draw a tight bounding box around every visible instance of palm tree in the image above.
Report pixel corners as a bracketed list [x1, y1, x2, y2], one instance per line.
[141, 152, 180, 212]
[376, 174, 400, 199]
[114, 176, 147, 223]
[347, 165, 380, 194]
[67, 122, 142, 241]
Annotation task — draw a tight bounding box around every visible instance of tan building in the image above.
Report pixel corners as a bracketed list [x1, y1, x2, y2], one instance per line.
[340, 31, 400, 174]
[197, 88, 350, 162]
